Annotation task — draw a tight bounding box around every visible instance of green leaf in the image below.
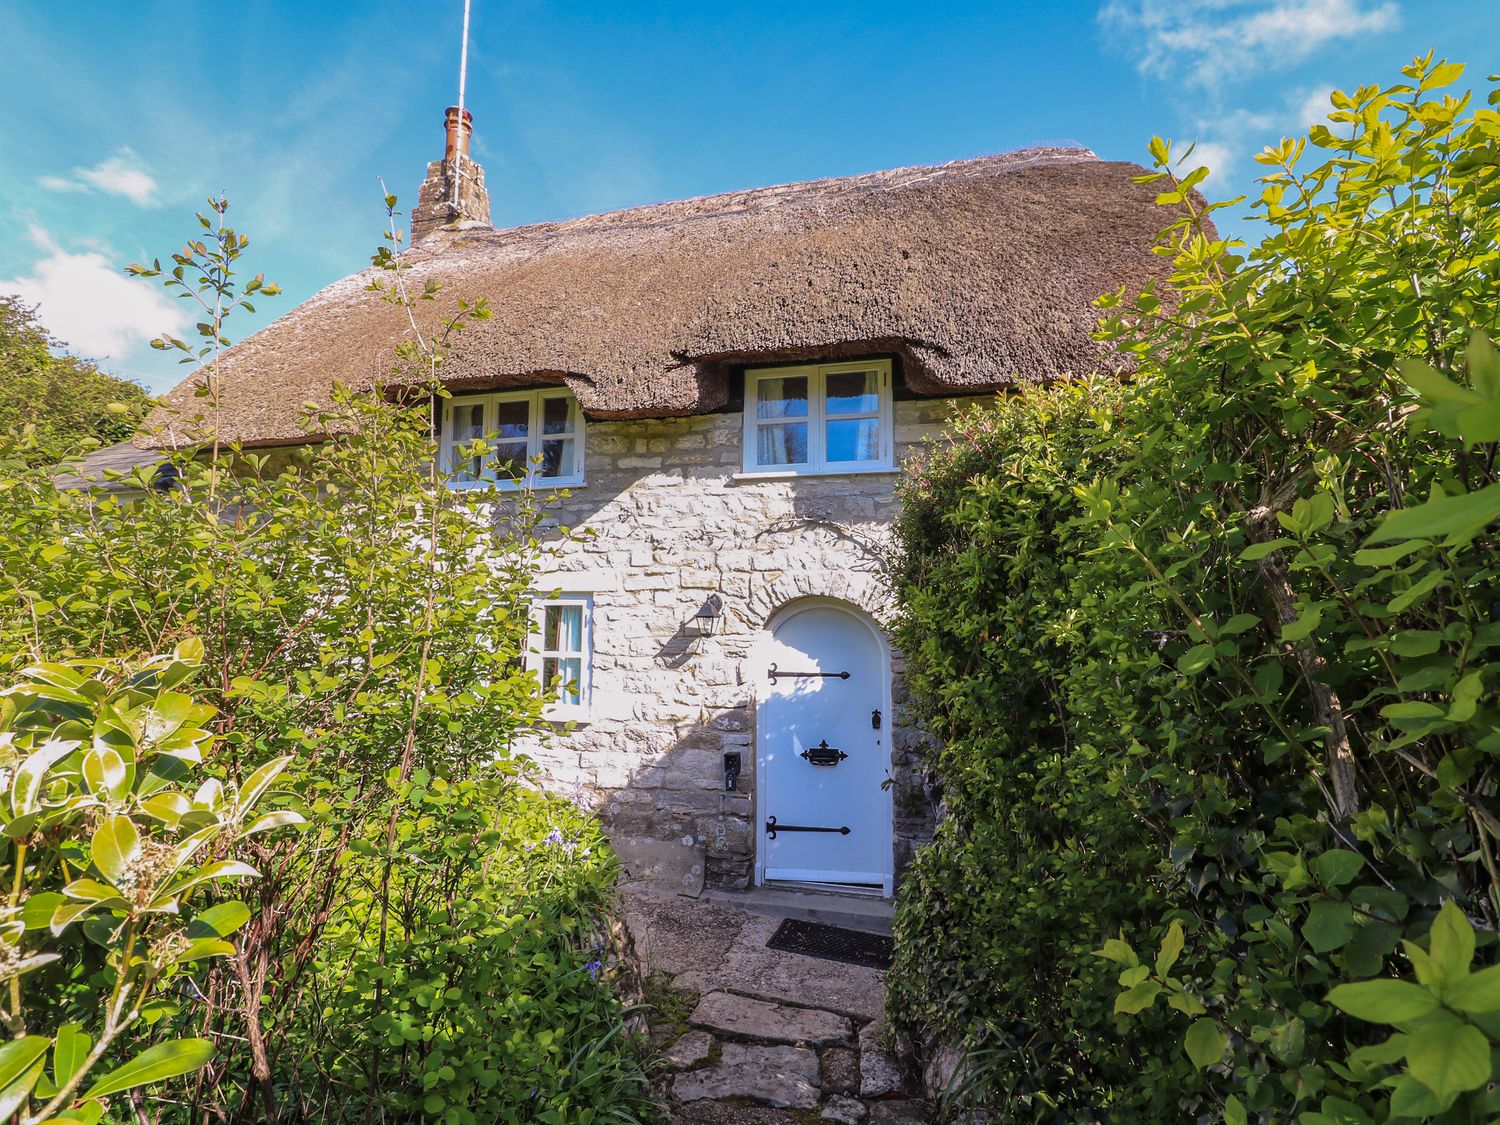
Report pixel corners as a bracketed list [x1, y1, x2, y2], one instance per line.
[53, 1023, 92, 1087]
[12, 738, 81, 816]
[1467, 329, 1500, 396]
[1176, 644, 1215, 675]
[1242, 537, 1295, 561]
[1388, 1075, 1448, 1118]
[1303, 899, 1355, 953]
[1405, 1022, 1491, 1102]
[1114, 980, 1162, 1015]
[1095, 937, 1138, 966]
[1281, 603, 1323, 642]
[1223, 1095, 1247, 1125]
[1451, 963, 1500, 1013]
[1365, 483, 1500, 544]
[1313, 850, 1365, 888]
[81, 746, 127, 799]
[1326, 979, 1437, 1023]
[1428, 900, 1476, 981]
[1183, 1019, 1227, 1069]
[20, 891, 64, 931]
[81, 1038, 214, 1101]
[1156, 920, 1185, 974]
[1387, 568, 1444, 613]
[187, 901, 251, 940]
[1399, 356, 1483, 405]
[1456, 398, 1500, 444]
[0, 1036, 51, 1120]
[1349, 1032, 1410, 1067]
[237, 755, 293, 811]
[90, 815, 140, 884]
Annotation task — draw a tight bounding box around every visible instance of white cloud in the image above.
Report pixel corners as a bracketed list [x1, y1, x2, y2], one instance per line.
[1100, 0, 1400, 89]
[37, 148, 160, 207]
[0, 227, 191, 360]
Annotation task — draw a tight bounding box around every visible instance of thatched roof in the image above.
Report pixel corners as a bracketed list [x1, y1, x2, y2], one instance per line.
[142, 147, 1179, 448]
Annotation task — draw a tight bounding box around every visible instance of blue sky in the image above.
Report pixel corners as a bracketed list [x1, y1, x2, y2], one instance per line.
[0, 0, 1492, 393]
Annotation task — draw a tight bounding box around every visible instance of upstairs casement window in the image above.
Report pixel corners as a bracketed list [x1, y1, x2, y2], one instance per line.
[741, 360, 894, 476]
[441, 388, 585, 488]
[530, 594, 592, 717]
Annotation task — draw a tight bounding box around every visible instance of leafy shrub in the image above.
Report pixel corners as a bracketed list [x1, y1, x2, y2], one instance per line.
[889, 380, 1191, 1119]
[0, 646, 299, 1123]
[0, 296, 151, 466]
[0, 196, 654, 1122]
[892, 56, 1500, 1122]
[291, 773, 655, 1124]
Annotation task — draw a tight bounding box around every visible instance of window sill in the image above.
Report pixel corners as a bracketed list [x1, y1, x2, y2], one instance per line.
[542, 707, 592, 726]
[730, 467, 900, 482]
[448, 478, 587, 493]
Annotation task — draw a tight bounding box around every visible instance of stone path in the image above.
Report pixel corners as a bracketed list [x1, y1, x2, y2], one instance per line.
[620, 888, 934, 1123]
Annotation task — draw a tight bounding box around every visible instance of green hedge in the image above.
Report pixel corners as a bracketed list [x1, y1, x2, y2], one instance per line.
[889, 380, 1191, 1119]
[890, 58, 1500, 1123]
[289, 772, 656, 1125]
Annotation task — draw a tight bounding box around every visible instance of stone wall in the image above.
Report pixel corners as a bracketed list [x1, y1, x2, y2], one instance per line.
[513, 397, 957, 893]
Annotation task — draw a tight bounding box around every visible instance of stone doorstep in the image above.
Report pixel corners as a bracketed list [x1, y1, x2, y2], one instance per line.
[671, 1042, 821, 1110]
[690, 989, 854, 1047]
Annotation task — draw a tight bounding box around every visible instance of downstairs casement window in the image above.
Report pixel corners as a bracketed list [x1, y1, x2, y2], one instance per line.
[531, 595, 592, 717]
[741, 360, 894, 476]
[441, 388, 585, 488]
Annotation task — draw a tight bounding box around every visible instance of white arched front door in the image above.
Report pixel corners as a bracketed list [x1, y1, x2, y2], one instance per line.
[756, 601, 892, 894]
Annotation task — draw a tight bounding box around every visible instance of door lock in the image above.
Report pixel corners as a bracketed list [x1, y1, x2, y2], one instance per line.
[871, 709, 882, 730]
[723, 752, 742, 791]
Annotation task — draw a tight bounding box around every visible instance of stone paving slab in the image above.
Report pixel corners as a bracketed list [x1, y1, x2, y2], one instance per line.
[690, 990, 853, 1046]
[867, 1102, 935, 1123]
[668, 1102, 808, 1124]
[686, 911, 887, 1021]
[620, 891, 747, 978]
[672, 1042, 821, 1110]
[858, 1015, 904, 1097]
[663, 1029, 714, 1070]
[822, 1093, 869, 1122]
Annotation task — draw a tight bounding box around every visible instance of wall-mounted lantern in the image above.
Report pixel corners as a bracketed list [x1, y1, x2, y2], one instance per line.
[690, 594, 724, 639]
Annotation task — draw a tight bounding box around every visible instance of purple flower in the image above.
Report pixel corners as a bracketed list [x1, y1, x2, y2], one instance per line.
[586, 959, 602, 980]
[544, 827, 565, 848]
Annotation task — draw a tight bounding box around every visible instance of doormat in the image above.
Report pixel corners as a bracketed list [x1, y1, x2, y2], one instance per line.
[766, 918, 894, 970]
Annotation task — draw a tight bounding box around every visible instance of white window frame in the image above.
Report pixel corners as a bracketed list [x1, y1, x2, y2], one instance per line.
[740, 359, 894, 476]
[529, 594, 593, 719]
[440, 388, 586, 489]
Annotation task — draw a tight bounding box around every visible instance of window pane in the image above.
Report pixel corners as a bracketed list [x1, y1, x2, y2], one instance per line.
[558, 657, 583, 704]
[826, 418, 880, 463]
[449, 402, 485, 480]
[541, 656, 583, 704]
[756, 422, 808, 466]
[542, 395, 574, 434]
[493, 441, 529, 478]
[826, 370, 880, 415]
[496, 398, 530, 440]
[539, 438, 575, 479]
[544, 604, 584, 653]
[755, 376, 809, 419]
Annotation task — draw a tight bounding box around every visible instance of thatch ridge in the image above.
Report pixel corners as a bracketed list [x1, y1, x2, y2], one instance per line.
[141, 147, 1180, 447]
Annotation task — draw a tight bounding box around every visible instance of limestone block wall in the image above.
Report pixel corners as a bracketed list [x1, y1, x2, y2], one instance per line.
[512, 397, 958, 892]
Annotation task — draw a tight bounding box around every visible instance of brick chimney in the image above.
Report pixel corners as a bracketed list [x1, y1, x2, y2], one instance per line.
[411, 106, 492, 243]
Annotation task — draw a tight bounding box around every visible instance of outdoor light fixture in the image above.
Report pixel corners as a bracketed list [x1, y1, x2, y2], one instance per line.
[690, 594, 724, 638]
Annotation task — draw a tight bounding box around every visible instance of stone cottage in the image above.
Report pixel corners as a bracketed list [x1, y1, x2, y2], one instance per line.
[137, 108, 1175, 899]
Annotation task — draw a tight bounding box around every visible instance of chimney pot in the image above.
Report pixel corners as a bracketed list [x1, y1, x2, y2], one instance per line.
[412, 106, 491, 243]
[444, 106, 473, 163]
